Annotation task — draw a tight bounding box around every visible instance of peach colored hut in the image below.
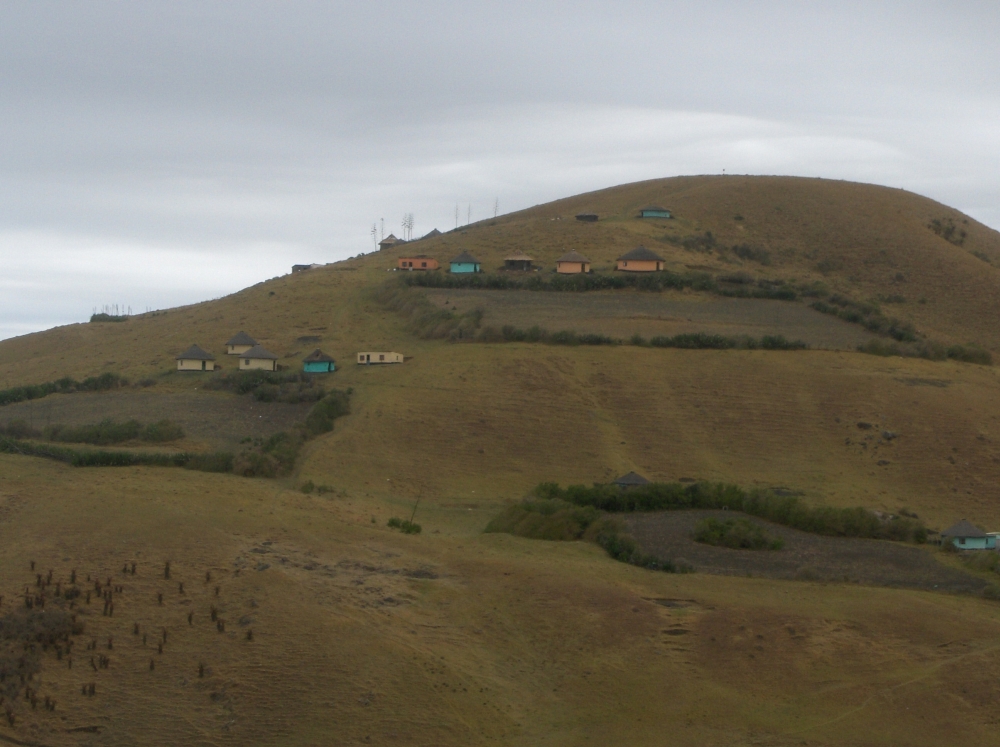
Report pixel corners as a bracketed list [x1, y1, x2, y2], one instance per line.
[556, 250, 591, 274]
[616, 246, 664, 272]
[398, 255, 439, 271]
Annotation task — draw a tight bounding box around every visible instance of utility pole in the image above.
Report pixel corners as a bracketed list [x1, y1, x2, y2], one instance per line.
[466, 204, 471, 225]
[494, 198, 499, 218]
[380, 218, 384, 241]
[455, 204, 459, 229]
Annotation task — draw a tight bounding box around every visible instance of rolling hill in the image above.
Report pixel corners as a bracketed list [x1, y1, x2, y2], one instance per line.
[3, 175, 1000, 745]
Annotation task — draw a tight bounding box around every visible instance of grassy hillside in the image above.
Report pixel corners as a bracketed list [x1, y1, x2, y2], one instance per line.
[3, 175, 1000, 744]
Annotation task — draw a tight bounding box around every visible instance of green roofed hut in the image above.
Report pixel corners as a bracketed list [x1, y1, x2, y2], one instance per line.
[941, 519, 996, 550]
[450, 251, 481, 274]
[638, 205, 672, 219]
[302, 349, 336, 373]
[612, 471, 650, 489]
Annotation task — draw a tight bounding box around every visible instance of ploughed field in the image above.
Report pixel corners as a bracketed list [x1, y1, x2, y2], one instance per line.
[0, 390, 313, 451]
[626, 509, 987, 594]
[426, 289, 879, 349]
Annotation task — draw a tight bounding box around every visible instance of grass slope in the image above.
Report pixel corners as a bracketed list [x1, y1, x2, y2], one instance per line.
[1, 175, 1000, 742]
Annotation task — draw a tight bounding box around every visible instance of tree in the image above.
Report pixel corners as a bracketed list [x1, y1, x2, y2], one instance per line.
[494, 198, 499, 218]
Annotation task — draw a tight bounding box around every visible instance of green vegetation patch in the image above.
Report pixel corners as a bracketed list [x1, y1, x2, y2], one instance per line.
[535, 481, 927, 543]
[0, 373, 127, 408]
[387, 517, 422, 534]
[857, 339, 992, 365]
[205, 370, 327, 403]
[693, 517, 784, 550]
[485, 498, 690, 573]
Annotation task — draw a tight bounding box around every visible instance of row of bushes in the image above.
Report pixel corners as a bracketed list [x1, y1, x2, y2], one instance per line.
[534, 481, 928, 543]
[857, 339, 993, 365]
[810, 296, 917, 342]
[693, 517, 784, 550]
[484, 498, 689, 572]
[0, 436, 233, 472]
[49, 419, 184, 445]
[371, 283, 483, 340]
[0, 373, 127, 407]
[0, 388, 353, 479]
[204, 370, 327, 403]
[232, 388, 353, 478]
[401, 268, 798, 300]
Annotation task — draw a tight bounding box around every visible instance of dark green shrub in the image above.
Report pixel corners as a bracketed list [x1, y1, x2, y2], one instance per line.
[304, 389, 351, 436]
[693, 517, 784, 550]
[387, 517, 422, 534]
[484, 499, 600, 540]
[0, 419, 36, 438]
[535, 481, 927, 543]
[142, 420, 184, 442]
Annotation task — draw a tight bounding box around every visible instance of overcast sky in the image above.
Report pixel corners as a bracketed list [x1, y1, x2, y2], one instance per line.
[1, 1, 998, 340]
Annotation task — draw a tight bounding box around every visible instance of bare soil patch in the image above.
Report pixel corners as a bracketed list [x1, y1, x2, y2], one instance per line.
[0, 391, 313, 451]
[626, 509, 987, 594]
[427, 289, 878, 349]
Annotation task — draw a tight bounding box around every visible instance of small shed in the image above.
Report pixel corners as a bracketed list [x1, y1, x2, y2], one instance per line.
[302, 349, 336, 373]
[556, 250, 591, 274]
[239, 344, 280, 372]
[357, 352, 404, 365]
[176, 345, 216, 372]
[450, 252, 481, 274]
[503, 251, 535, 271]
[639, 205, 672, 219]
[616, 246, 665, 272]
[575, 213, 598, 222]
[225, 331, 258, 355]
[379, 233, 405, 251]
[398, 255, 439, 271]
[613, 472, 650, 489]
[941, 519, 996, 550]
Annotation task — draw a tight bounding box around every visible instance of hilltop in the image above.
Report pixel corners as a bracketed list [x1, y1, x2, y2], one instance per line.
[3, 176, 1000, 745]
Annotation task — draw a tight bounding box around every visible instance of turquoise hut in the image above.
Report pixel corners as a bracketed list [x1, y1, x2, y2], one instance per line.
[941, 519, 996, 550]
[450, 251, 481, 274]
[639, 205, 672, 219]
[302, 349, 336, 373]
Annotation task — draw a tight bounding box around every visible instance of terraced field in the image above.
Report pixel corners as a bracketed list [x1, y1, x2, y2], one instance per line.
[426, 288, 879, 348]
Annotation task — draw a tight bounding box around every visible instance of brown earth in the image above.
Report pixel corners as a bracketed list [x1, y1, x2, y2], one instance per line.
[625, 509, 988, 594]
[427, 288, 879, 348]
[0, 390, 313, 451]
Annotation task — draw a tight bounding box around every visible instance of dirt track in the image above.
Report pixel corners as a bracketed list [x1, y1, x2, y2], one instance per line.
[626, 509, 988, 594]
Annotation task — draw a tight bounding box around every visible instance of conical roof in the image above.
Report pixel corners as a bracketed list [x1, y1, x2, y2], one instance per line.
[941, 519, 987, 538]
[225, 331, 257, 346]
[421, 228, 442, 239]
[612, 471, 650, 486]
[617, 245, 664, 262]
[241, 344, 279, 360]
[504, 251, 534, 262]
[303, 349, 335, 363]
[176, 344, 215, 361]
[557, 250, 591, 263]
[641, 205, 669, 211]
[451, 251, 480, 264]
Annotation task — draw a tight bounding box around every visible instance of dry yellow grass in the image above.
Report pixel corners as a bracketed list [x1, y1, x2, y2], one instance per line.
[3, 176, 1000, 743]
[4, 456, 1000, 746]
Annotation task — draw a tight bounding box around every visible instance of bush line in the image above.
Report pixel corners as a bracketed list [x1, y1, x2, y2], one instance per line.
[0, 373, 127, 408]
[534, 481, 927, 543]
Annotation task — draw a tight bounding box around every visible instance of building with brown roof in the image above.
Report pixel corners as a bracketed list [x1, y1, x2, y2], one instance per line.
[616, 246, 664, 272]
[225, 331, 257, 355]
[302, 349, 336, 373]
[379, 233, 404, 251]
[239, 345, 280, 372]
[503, 251, 535, 271]
[556, 250, 591, 274]
[176, 345, 216, 372]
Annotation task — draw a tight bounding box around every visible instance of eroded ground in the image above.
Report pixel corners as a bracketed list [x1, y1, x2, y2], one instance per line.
[626, 509, 987, 593]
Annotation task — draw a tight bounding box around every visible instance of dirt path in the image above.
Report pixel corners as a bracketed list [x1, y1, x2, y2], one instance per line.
[626, 509, 988, 594]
